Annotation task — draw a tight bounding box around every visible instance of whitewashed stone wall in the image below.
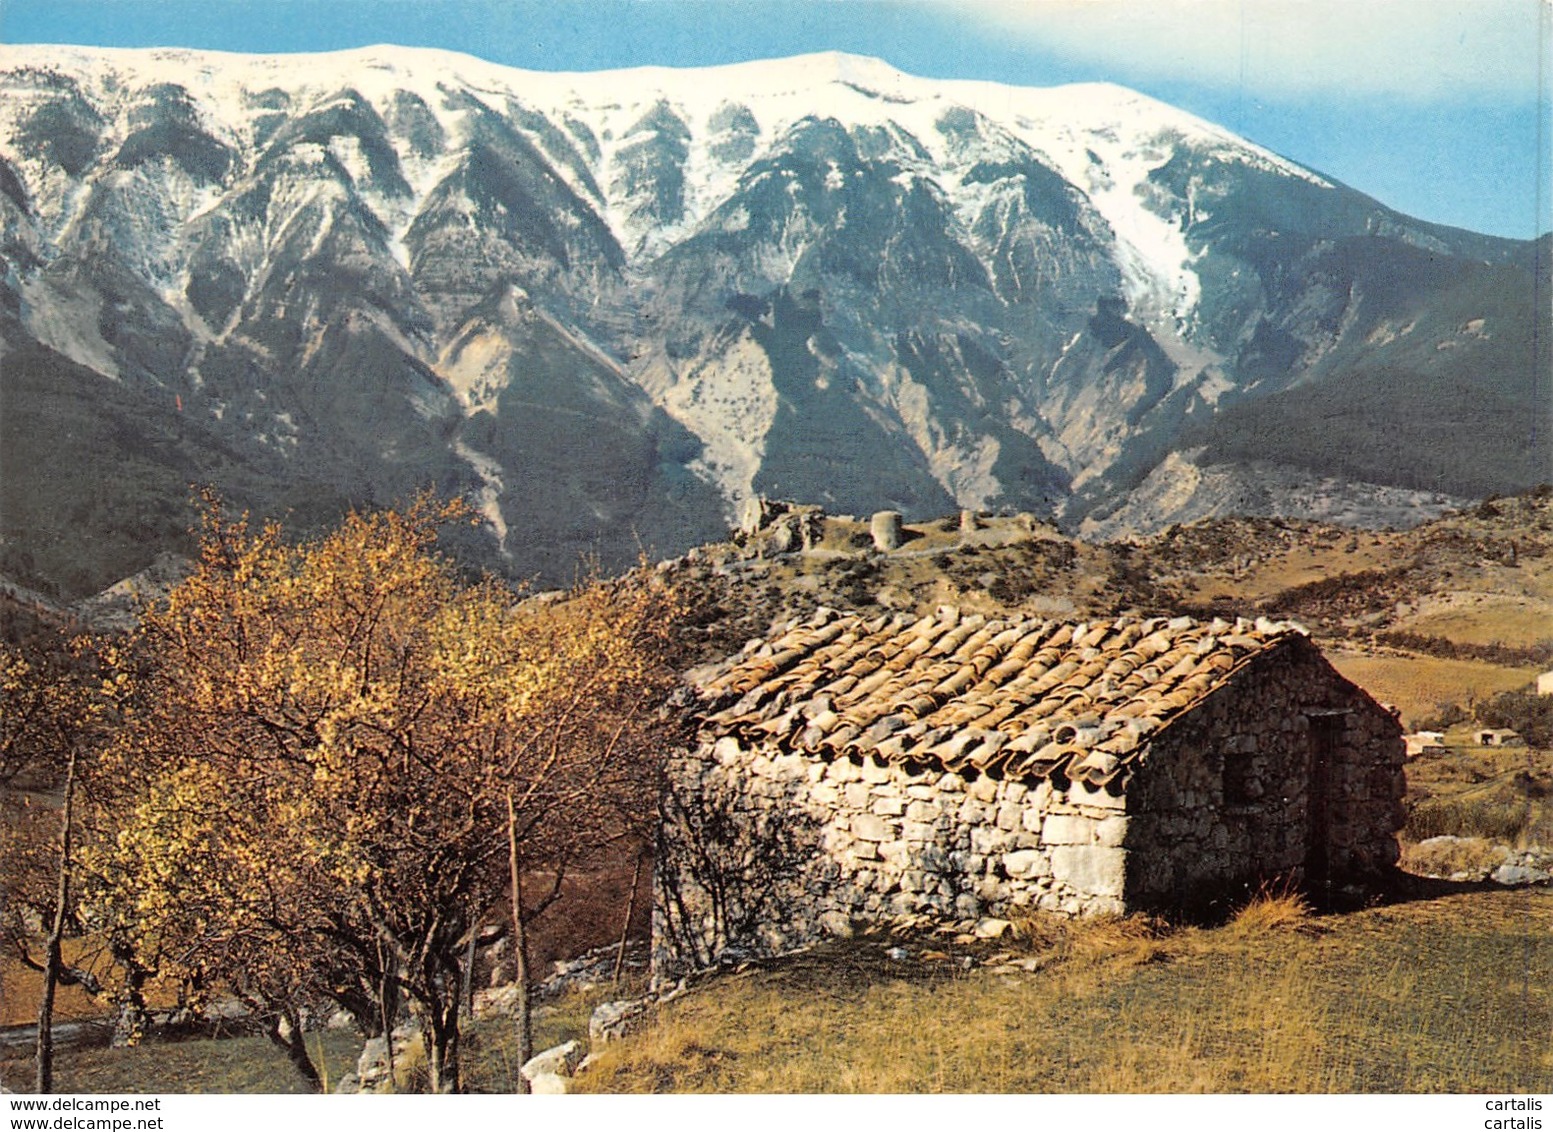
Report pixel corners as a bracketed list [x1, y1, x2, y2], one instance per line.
[653, 641, 1405, 977]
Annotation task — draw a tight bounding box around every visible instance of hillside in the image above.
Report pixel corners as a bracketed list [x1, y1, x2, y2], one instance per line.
[8, 888, 1548, 1093]
[8, 485, 1548, 723]
[572, 888, 1552, 1093]
[661, 489, 1553, 724]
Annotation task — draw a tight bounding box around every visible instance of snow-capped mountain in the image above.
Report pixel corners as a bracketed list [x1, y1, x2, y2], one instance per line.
[0, 45, 1545, 596]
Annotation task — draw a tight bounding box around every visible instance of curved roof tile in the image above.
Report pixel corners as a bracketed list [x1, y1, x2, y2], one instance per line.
[692, 607, 1306, 787]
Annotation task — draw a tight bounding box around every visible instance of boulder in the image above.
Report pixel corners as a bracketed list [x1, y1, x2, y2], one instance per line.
[589, 998, 651, 1044]
[1492, 863, 1551, 886]
[520, 1039, 586, 1094]
[527, 1071, 570, 1095]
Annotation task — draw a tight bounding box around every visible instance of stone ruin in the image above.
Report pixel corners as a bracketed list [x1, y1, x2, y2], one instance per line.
[736, 497, 827, 556]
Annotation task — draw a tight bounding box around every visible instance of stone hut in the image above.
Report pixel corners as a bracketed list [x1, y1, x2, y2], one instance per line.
[654, 607, 1405, 976]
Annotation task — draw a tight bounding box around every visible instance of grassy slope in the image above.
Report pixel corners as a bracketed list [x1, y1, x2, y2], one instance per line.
[0, 1031, 364, 1096]
[0, 979, 627, 1094]
[10, 891, 1547, 1094]
[1402, 741, 1553, 850]
[1326, 651, 1541, 726]
[576, 890, 1552, 1094]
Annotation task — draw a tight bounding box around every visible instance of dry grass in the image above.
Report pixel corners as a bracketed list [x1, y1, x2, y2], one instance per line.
[7, 818, 1549, 1095]
[1401, 744, 1553, 849]
[576, 889, 1553, 1094]
[1225, 883, 1314, 937]
[1398, 598, 1553, 649]
[1400, 836, 1510, 878]
[458, 974, 651, 1093]
[0, 1029, 363, 1095]
[1174, 542, 1402, 608]
[0, 972, 643, 1095]
[1325, 650, 1539, 726]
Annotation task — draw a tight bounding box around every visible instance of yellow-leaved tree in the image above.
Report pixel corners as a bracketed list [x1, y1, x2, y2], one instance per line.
[85, 494, 684, 1092]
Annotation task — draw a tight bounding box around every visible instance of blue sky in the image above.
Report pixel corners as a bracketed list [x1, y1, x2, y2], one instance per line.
[2, 0, 1547, 239]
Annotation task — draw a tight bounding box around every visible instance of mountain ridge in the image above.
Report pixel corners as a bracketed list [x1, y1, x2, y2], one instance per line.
[0, 44, 1544, 598]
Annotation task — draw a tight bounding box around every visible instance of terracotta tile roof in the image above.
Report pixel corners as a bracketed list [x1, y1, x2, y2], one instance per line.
[689, 607, 1307, 788]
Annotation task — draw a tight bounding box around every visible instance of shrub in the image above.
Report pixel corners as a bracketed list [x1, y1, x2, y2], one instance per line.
[1474, 690, 1553, 747]
[1405, 789, 1537, 844]
[1228, 881, 1313, 936]
[1400, 836, 1509, 878]
[1418, 702, 1471, 732]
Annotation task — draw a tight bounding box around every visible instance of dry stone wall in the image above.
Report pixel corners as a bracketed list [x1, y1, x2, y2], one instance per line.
[655, 736, 1143, 976]
[1124, 640, 1405, 906]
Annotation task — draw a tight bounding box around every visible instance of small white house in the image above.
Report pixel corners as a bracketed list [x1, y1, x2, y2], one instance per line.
[1404, 731, 1446, 757]
[1476, 728, 1523, 747]
[1536, 671, 1553, 696]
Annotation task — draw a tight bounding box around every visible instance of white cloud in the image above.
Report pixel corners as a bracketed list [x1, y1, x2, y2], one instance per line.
[944, 0, 1546, 101]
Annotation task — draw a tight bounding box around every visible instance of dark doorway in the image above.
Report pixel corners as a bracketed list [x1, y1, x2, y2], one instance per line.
[1305, 711, 1346, 896]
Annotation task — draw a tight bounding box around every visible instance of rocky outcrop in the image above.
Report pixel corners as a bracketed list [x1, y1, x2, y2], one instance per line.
[736, 498, 827, 556]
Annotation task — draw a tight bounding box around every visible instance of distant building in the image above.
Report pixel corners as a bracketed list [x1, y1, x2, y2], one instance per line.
[1475, 728, 1523, 747]
[1537, 671, 1553, 696]
[1404, 732, 1447, 757]
[655, 607, 1405, 977]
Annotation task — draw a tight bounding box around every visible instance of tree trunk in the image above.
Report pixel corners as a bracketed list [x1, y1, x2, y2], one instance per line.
[109, 957, 150, 1049]
[459, 926, 478, 1019]
[506, 790, 532, 1093]
[423, 997, 461, 1094]
[376, 939, 396, 1083]
[265, 1007, 322, 1092]
[613, 850, 645, 984]
[35, 743, 77, 1094]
